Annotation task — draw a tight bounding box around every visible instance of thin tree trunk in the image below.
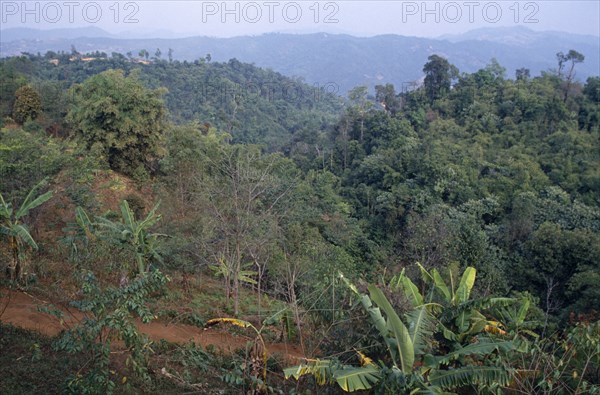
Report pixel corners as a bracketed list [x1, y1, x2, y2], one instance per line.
[234, 238, 241, 316]
[10, 237, 19, 282]
[289, 284, 305, 354]
[256, 260, 262, 322]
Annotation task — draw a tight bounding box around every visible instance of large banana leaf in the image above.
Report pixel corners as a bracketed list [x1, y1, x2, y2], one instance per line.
[439, 322, 458, 342]
[453, 297, 516, 313]
[358, 293, 398, 365]
[136, 201, 162, 232]
[120, 200, 136, 230]
[406, 306, 435, 355]
[75, 206, 94, 238]
[15, 179, 53, 219]
[0, 193, 12, 219]
[454, 267, 476, 304]
[399, 272, 424, 307]
[432, 269, 451, 302]
[94, 216, 124, 234]
[11, 224, 38, 250]
[284, 359, 335, 386]
[238, 270, 258, 285]
[333, 365, 381, 392]
[284, 359, 381, 392]
[345, 274, 416, 371]
[455, 310, 472, 334]
[416, 262, 434, 284]
[516, 298, 530, 326]
[434, 339, 516, 366]
[368, 285, 415, 373]
[428, 365, 511, 388]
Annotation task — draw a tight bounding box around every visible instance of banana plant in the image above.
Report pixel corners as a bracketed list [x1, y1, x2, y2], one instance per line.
[210, 258, 258, 286]
[62, 206, 96, 262]
[394, 263, 519, 343]
[285, 266, 524, 393]
[94, 200, 165, 275]
[207, 308, 295, 394]
[285, 276, 426, 392]
[0, 179, 53, 283]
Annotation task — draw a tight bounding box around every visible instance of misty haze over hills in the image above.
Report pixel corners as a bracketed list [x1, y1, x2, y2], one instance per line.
[1, 26, 598, 94]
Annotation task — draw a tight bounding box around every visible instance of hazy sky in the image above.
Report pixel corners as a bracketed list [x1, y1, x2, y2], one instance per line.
[1, 1, 599, 38]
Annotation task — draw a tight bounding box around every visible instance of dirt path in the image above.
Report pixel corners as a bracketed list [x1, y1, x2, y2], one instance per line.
[0, 289, 306, 361]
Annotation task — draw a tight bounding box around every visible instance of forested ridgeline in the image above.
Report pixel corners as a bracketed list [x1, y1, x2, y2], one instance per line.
[0, 50, 598, 394]
[0, 51, 343, 151]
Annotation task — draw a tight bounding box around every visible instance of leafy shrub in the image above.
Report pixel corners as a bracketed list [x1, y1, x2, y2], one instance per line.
[54, 269, 169, 394]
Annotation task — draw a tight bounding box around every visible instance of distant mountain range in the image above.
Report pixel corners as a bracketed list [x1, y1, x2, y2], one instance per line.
[1, 26, 598, 94]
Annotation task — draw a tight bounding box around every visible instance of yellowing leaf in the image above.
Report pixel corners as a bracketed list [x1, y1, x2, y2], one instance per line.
[484, 320, 507, 335]
[207, 317, 252, 328]
[356, 350, 375, 366]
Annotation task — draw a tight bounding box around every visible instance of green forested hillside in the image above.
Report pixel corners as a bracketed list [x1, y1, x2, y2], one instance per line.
[320, 59, 599, 319]
[0, 52, 342, 151]
[2, 27, 599, 94]
[0, 51, 598, 394]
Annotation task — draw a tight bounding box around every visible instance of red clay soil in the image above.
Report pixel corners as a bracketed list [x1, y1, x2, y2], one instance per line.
[0, 289, 306, 362]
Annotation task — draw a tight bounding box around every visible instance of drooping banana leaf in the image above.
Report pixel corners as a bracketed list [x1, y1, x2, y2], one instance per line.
[434, 339, 516, 366]
[428, 365, 511, 388]
[399, 273, 424, 307]
[432, 269, 451, 302]
[416, 262, 434, 284]
[12, 224, 38, 250]
[333, 364, 381, 392]
[357, 293, 397, 365]
[284, 359, 336, 386]
[368, 284, 415, 373]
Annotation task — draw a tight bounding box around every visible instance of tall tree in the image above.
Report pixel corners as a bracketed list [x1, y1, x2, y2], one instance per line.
[347, 86, 372, 142]
[12, 85, 41, 125]
[516, 68, 531, 82]
[197, 144, 294, 316]
[375, 83, 401, 116]
[423, 55, 458, 103]
[423, 55, 458, 102]
[66, 69, 167, 177]
[557, 49, 585, 102]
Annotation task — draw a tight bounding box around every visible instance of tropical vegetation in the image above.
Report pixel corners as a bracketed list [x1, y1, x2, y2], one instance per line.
[0, 49, 598, 394]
